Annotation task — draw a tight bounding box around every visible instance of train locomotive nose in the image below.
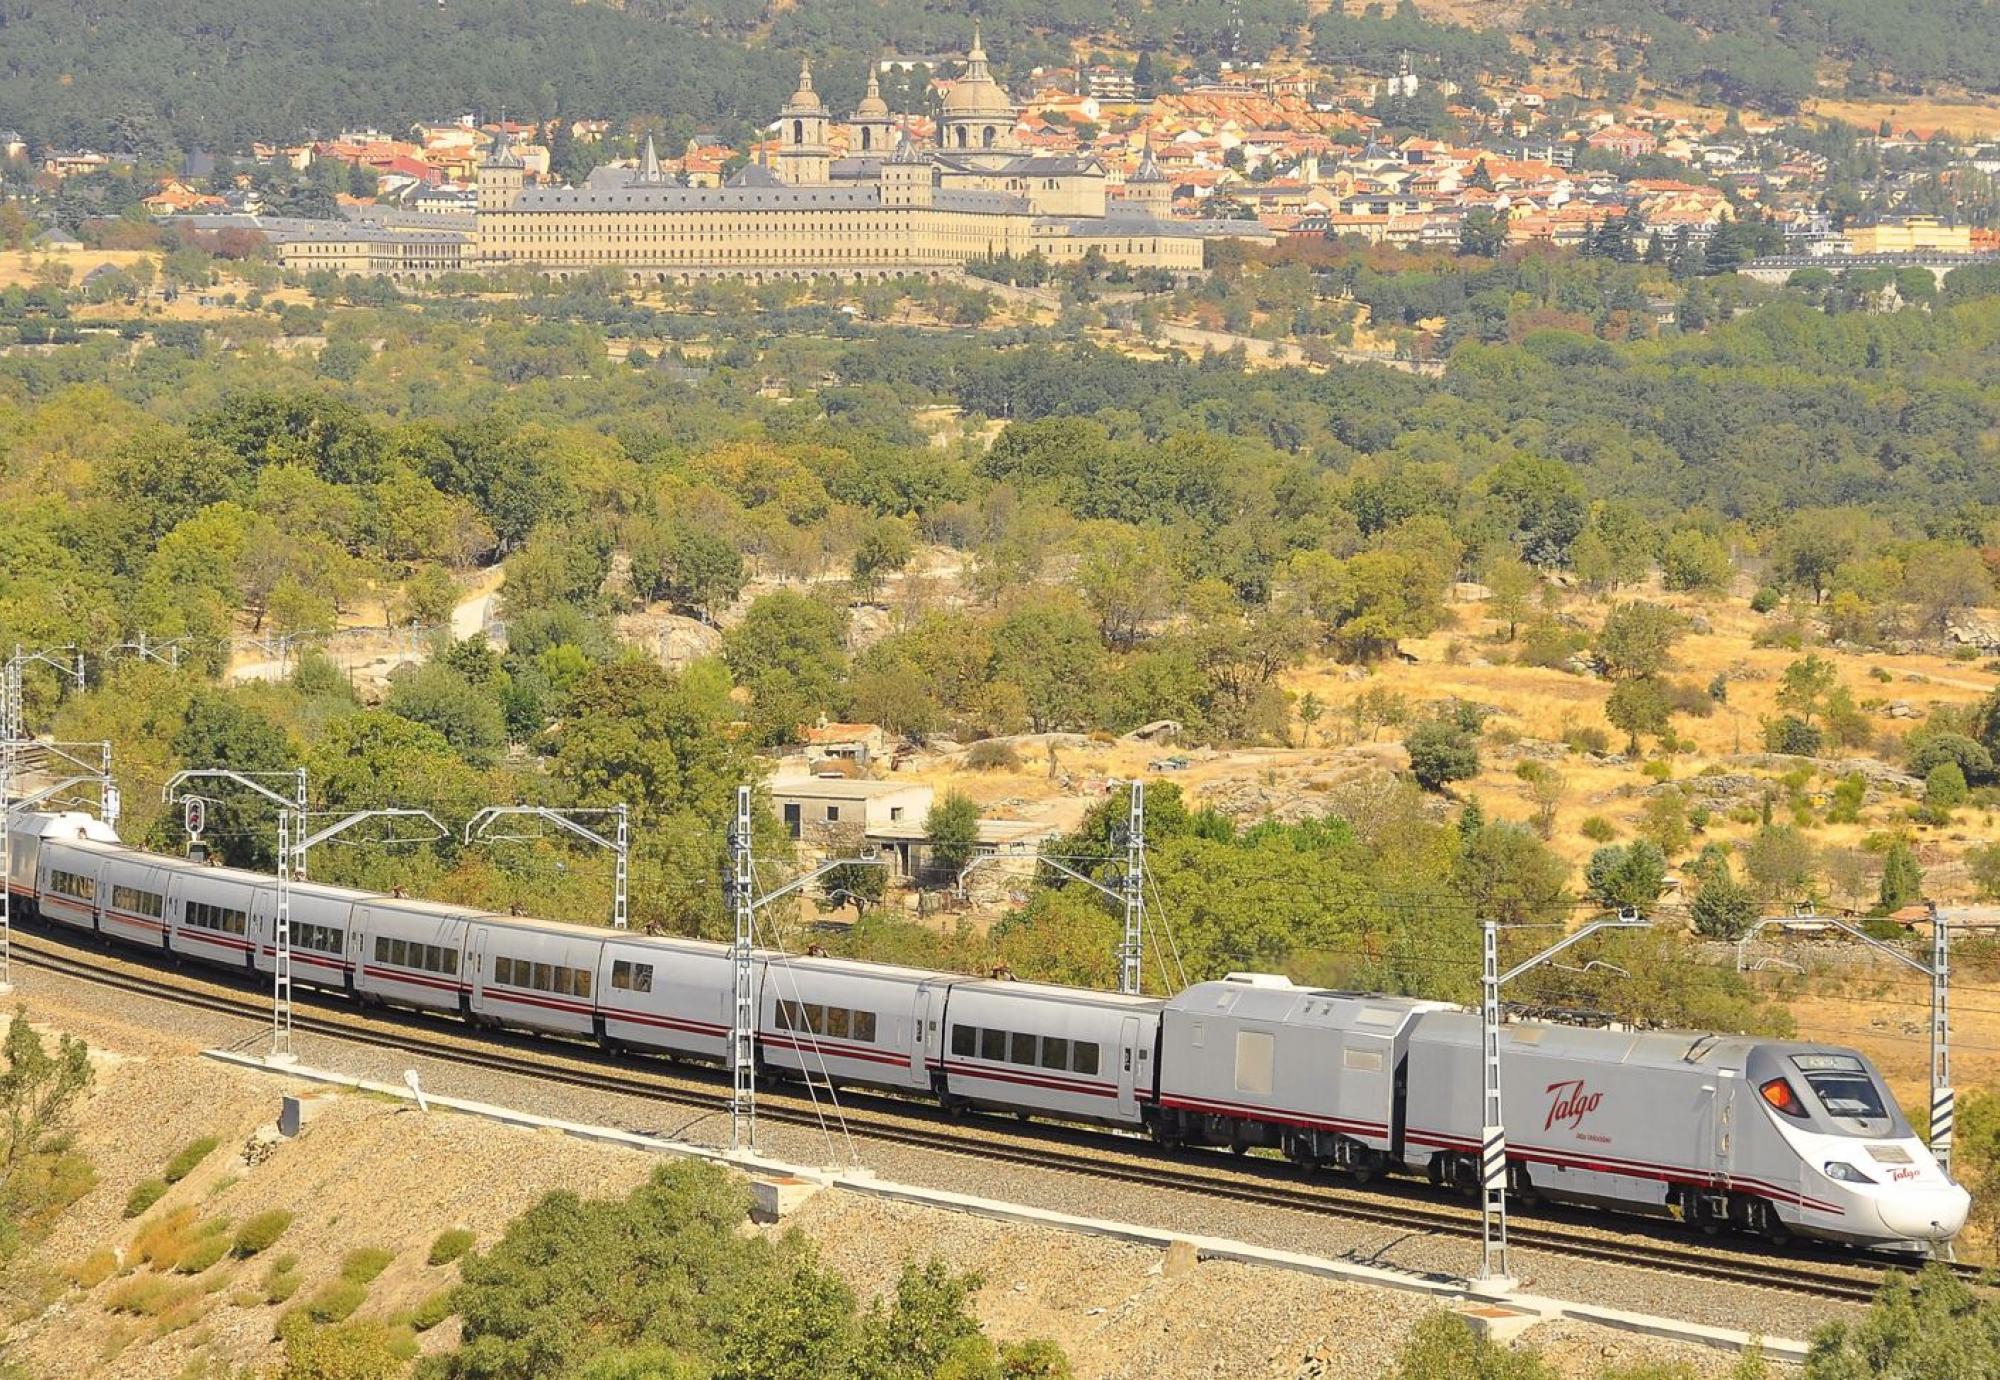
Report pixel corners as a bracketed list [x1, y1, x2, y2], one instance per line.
[1874, 1182, 1971, 1242]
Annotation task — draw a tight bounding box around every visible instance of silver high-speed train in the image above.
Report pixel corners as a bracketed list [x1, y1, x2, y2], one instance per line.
[10, 810, 1967, 1252]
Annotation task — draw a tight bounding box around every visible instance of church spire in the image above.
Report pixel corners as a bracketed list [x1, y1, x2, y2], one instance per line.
[965, 22, 991, 82]
[640, 133, 661, 181]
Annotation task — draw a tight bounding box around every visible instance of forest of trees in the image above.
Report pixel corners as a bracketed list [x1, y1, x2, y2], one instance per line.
[1527, 0, 2000, 110]
[0, 0, 1300, 157]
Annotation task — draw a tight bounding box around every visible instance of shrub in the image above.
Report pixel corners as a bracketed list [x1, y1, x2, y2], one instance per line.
[427, 1229, 475, 1267]
[279, 1318, 419, 1378]
[1907, 732, 1995, 783]
[963, 740, 1020, 771]
[174, 1235, 230, 1275]
[1580, 815, 1616, 843]
[1750, 586, 1782, 614]
[1926, 762, 1969, 812]
[1564, 724, 1611, 755]
[1640, 759, 1672, 781]
[1763, 715, 1822, 756]
[341, 1247, 394, 1286]
[71, 1248, 119, 1288]
[302, 1278, 369, 1324]
[263, 1256, 303, 1305]
[1870, 666, 1894, 683]
[106, 1275, 199, 1318]
[233, 1209, 295, 1257]
[408, 1287, 457, 1332]
[124, 1179, 169, 1219]
[131, 1207, 199, 1270]
[1660, 678, 1716, 718]
[162, 1136, 219, 1185]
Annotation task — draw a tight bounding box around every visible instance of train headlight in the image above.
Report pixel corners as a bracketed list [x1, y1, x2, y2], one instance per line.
[1823, 1161, 1874, 1184]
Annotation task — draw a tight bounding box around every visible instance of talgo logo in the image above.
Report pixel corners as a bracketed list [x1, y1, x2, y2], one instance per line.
[1544, 1079, 1603, 1132]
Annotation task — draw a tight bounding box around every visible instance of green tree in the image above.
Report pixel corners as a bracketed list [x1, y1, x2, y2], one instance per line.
[1878, 839, 1924, 912]
[1604, 678, 1671, 756]
[1659, 528, 1732, 594]
[171, 692, 296, 869]
[1583, 841, 1667, 911]
[1775, 654, 1839, 729]
[724, 592, 850, 746]
[386, 661, 507, 766]
[990, 599, 1103, 733]
[1484, 555, 1535, 641]
[1452, 821, 1569, 924]
[0, 1012, 93, 1261]
[1743, 825, 1819, 904]
[1804, 1265, 1999, 1379]
[924, 790, 981, 881]
[1405, 718, 1480, 794]
[1690, 868, 1760, 940]
[1596, 602, 1686, 681]
[1378, 1311, 1558, 1380]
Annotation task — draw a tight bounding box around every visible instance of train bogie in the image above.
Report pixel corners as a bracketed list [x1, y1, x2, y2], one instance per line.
[353, 901, 477, 1016]
[1158, 975, 1448, 1173]
[935, 980, 1161, 1128]
[760, 956, 940, 1094]
[465, 917, 603, 1035]
[597, 936, 737, 1062]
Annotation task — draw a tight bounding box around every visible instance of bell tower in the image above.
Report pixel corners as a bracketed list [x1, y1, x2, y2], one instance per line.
[776, 57, 831, 186]
[478, 129, 525, 213]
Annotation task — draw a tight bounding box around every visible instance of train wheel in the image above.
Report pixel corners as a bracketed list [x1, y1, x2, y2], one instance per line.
[1351, 1161, 1376, 1186]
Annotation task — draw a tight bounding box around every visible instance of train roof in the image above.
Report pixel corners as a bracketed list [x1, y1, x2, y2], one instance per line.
[12, 810, 119, 843]
[51, 839, 379, 902]
[1416, 1009, 1768, 1067]
[1167, 976, 1456, 1030]
[950, 977, 1166, 1009]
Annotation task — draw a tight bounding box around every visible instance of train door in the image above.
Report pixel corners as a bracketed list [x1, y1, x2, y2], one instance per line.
[465, 926, 489, 1007]
[1709, 1069, 1736, 1184]
[915, 978, 948, 1085]
[1116, 1016, 1140, 1119]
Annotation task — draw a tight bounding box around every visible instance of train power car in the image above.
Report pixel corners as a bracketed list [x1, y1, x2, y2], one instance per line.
[1400, 1012, 1970, 1250]
[1155, 974, 1451, 1177]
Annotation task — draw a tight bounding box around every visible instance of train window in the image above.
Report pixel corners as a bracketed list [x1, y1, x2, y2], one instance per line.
[446, 949, 460, 976]
[1804, 1071, 1887, 1121]
[825, 1007, 850, 1039]
[1041, 1037, 1068, 1071]
[980, 1028, 1006, 1062]
[574, 969, 591, 999]
[951, 1024, 975, 1057]
[532, 963, 552, 991]
[612, 959, 654, 993]
[50, 870, 96, 902]
[630, 963, 651, 993]
[1009, 1032, 1036, 1066]
[391, 939, 408, 967]
[775, 1000, 795, 1030]
[554, 967, 574, 996]
[375, 936, 389, 963]
[852, 1011, 877, 1043]
[802, 1003, 825, 1034]
[494, 956, 513, 985]
[1073, 1042, 1099, 1076]
[1234, 1030, 1275, 1096]
[111, 885, 164, 918]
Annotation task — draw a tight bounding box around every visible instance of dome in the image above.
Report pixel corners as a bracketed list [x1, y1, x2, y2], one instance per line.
[785, 57, 827, 114]
[855, 68, 889, 120]
[941, 24, 1013, 117]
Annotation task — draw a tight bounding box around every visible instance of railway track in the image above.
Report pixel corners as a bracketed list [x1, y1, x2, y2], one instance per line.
[12, 928, 1968, 1307]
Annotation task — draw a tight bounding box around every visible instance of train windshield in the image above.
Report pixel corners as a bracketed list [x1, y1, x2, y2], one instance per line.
[1793, 1054, 1889, 1123]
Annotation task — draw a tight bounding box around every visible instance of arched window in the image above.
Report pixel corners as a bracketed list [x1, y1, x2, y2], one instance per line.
[955, 126, 968, 148]
[861, 128, 873, 151]
[793, 120, 804, 144]
[982, 125, 996, 148]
